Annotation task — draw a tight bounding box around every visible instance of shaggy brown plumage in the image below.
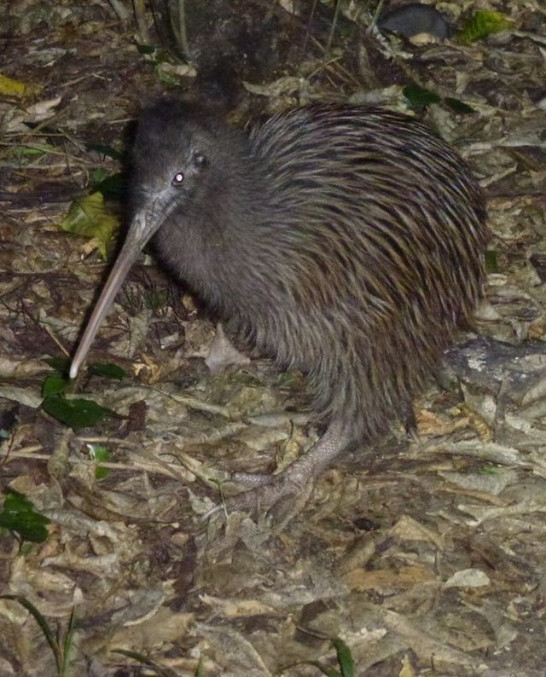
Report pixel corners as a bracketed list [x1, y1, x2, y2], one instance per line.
[71, 101, 489, 512]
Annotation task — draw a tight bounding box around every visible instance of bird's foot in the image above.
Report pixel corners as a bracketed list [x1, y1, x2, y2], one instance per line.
[223, 464, 316, 524]
[211, 421, 350, 524]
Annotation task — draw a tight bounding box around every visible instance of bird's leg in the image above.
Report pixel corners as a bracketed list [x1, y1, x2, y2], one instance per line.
[223, 421, 351, 519]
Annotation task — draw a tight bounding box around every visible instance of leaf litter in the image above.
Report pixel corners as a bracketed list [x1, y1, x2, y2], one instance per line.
[0, 0, 545, 675]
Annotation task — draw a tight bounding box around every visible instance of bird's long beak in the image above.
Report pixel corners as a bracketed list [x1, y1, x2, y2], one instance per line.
[69, 211, 161, 379]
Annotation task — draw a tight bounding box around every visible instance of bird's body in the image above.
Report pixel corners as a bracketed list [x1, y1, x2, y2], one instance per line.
[71, 101, 488, 512]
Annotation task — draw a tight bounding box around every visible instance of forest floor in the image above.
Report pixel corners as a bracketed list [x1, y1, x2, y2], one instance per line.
[0, 1, 545, 675]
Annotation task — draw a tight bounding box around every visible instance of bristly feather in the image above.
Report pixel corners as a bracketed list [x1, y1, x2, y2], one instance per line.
[135, 102, 489, 445]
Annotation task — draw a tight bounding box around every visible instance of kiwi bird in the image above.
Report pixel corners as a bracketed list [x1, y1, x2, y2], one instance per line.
[70, 101, 488, 513]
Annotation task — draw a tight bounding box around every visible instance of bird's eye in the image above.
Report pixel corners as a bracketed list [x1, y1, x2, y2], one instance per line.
[172, 172, 184, 186]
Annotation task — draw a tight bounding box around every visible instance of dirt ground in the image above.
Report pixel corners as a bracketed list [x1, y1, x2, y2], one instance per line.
[0, 1, 545, 675]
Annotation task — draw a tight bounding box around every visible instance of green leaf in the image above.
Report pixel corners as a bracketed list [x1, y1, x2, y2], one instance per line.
[86, 143, 123, 161]
[88, 444, 111, 480]
[88, 362, 126, 380]
[61, 608, 77, 675]
[0, 489, 50, 542]
[278, 637, 356, 676]
[92, 172, 125, 201]
[42, 395, 112, 429]
[485, 249, 498, 274]
[155, 64, 182, 86]
[9, 144, 54, 164]
[457, 10, 513, 45]
[0, 72, 30, 97]
[0, 595, 75, 675]
[145, 289, 169, 310]
[195, 656, 207, 677]
[479, 464, 500, 475]
[42, 373, 70, 397]
[89, 166, 110, 185]
[1, 595, 58, 653]
[403, 84, 441, 111]
[59, 191, 120, 259]
[333, 638, 355, 677]
[136, 44, 158, 55]
[14, 145, 51, 156]
[44, 357, 126, 381]
[43, 356, 71, 374]
[89, 445, 110, 463]
[443, 97, 475, 115]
